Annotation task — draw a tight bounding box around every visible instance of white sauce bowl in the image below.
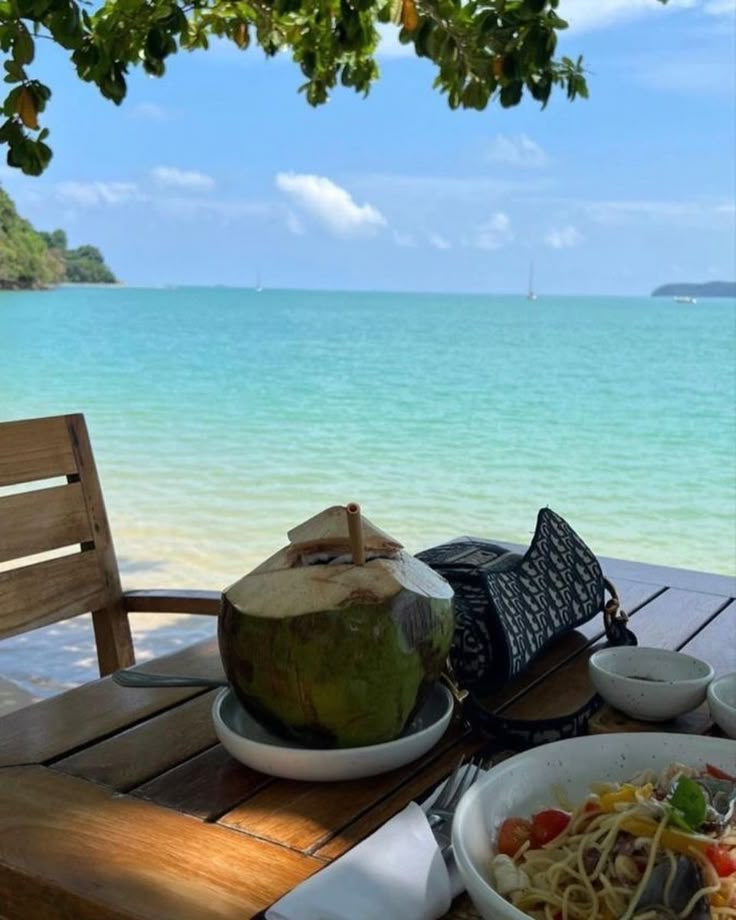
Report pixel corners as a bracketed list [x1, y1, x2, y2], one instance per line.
[707, 671, 736, 738]
[588, 646, 714, 721]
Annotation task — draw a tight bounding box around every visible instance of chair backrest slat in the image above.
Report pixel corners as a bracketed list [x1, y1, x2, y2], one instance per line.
[0, 551, 109, 639]
[0, 414, 134, 674]
[0, 482, 93, 564]
[0, 416, 77, 487]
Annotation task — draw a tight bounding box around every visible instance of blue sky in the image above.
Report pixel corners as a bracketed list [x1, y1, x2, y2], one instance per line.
[3, 0, 735, 293]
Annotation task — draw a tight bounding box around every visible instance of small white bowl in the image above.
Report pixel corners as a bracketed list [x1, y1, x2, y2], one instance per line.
[588, 646, 714, 721]
[708, 672, 736, 738]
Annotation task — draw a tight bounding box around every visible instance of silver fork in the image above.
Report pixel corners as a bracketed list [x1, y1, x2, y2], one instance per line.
[426, 754, 484, 853]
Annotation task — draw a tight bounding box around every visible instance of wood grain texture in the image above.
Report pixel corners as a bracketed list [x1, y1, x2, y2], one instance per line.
[0, 482, 92, 564]
[54, 692, 220, 791]
[681, 599, 736, 675]
[0, 766, 321, 920]
[0, 550, 108, 639]
[0, 413, 135, 674]
[67, 414, 134, 674]
[315, 744, 513, 861]
[218, 720, 469, 853]
[497, 587, 727, 721]
[598, 555, 736, 599]
[0, 415, 77, 487]
[0, 638, 223, 767]
[589, 701, 713, 735]
[124, 589, 221, 615]
[133, 744, 273, 821]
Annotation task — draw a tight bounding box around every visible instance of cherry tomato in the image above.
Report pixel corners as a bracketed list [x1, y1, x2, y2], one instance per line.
[497, 817, 532, 856]
[584, 799, 601, 813]
[530, 809, 571, 848]
[705, 763, 736, 782]
[706, 844, 736, 878]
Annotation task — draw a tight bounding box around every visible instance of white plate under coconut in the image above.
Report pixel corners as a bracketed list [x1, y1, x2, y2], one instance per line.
[451, 733, 736, 920]
[212, 683, 454, 781]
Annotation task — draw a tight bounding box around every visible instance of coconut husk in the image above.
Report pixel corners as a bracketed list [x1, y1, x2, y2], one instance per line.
[250, 505, 403, 574]
[225, 504, 451, 620]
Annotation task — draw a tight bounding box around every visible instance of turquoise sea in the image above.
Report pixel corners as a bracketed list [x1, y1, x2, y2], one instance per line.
[1, 286, 735, 697]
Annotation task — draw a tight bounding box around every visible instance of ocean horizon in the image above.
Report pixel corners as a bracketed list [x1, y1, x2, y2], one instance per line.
[2, 285, 735, 698]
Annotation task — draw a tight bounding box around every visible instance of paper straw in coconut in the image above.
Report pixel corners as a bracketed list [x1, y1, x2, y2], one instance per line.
[346, 503, 365, 566]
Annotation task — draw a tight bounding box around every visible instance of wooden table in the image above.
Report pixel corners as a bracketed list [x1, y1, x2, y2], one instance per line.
[1, 557, 734, 920]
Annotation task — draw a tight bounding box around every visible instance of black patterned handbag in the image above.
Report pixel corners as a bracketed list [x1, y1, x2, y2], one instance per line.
[416, 507, 636, 746]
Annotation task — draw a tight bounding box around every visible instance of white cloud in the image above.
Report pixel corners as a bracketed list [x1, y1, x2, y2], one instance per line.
[582, 198, 734, 226]
[561, 0, 697, 33]
[475, 212, 513, 250]
[428, 232, 452, 250]
[704, 0, 735, 14]
[486, 134, 547, 168]
[275, 172, 387, 237]
[545, 225, 585, 249]
[151, 166, 215, 192]
[130, 102, 169, 121]
[56, 181, 143, 207]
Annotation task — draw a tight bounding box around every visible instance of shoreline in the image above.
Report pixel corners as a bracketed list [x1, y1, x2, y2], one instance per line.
[3, 541, 733, 712]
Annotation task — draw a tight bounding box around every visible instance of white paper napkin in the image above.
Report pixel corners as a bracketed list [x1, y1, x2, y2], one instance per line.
[265, 774, 471, 920]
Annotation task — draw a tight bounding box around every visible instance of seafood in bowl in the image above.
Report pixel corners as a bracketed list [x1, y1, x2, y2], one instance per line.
[450, 733, 736, 920]
[490, 761, 736, 919]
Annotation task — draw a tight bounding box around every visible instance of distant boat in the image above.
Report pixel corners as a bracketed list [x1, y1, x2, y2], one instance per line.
[673, 295, 697, 304]
[527, 261, 537, 301]
[255, 272, 263, 293]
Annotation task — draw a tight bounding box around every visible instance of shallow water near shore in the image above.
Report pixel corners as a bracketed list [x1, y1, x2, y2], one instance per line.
[2, 286, 735, 699]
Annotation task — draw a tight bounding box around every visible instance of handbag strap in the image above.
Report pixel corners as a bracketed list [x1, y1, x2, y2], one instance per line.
[602, 576, 636, 646]
[443, 576, 637, 747]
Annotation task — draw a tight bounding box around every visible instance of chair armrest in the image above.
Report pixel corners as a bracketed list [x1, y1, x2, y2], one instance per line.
[123, 589, 221, 615]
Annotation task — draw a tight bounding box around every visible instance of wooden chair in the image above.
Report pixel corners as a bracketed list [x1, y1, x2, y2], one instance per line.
[0, 413, 220, 678]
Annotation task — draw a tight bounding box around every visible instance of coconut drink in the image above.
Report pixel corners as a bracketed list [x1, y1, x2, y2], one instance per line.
[219, 504, 455, 749]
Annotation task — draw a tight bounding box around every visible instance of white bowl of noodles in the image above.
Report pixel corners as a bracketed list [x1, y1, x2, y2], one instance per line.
[451, 733, 736, 920]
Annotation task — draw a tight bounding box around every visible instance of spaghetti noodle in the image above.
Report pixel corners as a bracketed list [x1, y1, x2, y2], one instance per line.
[490, 763, 736, 919]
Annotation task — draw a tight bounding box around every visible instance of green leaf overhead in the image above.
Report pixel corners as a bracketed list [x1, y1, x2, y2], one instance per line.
[0, 0, 669, 175]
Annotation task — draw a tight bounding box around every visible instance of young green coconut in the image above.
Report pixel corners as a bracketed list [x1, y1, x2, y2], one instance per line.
[219, 504, 455, 749]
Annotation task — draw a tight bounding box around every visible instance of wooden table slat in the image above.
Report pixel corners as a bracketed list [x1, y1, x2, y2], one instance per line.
[680, 598, 736, 674]
[0, 638, 223, 767]
[316, 746, 514, 861]
[0, 766, 321, 920]
[53, 691, 220, 791]
[132, 744, 274, 820]
[216, 719, 469, 852]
